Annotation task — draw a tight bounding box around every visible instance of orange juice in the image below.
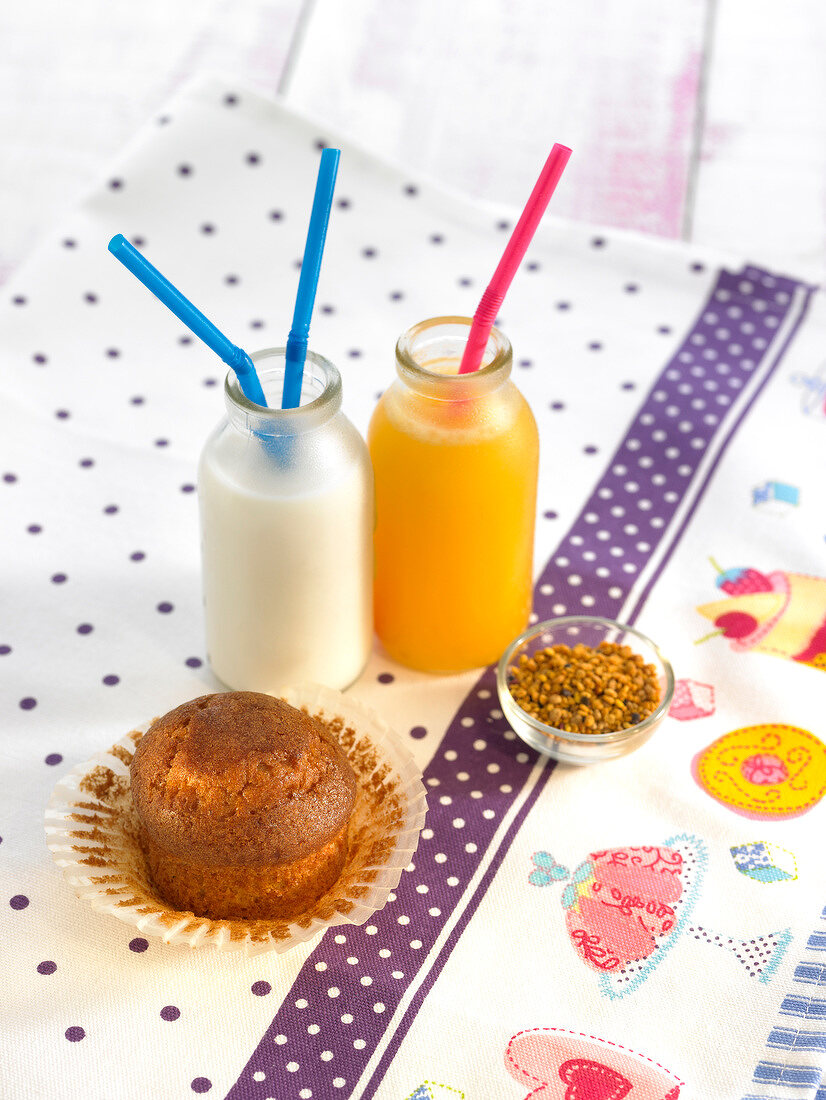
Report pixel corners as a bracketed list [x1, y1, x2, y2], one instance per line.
[368, 317, 539, 672]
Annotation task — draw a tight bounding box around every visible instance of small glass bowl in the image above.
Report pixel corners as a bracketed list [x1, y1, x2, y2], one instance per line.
[496, 616, 675, 765]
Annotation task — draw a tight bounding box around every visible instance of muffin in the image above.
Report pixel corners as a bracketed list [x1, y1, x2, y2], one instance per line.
[129, 691, 357, 920]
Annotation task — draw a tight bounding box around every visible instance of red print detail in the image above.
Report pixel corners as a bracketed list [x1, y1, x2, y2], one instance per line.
[504, 1028, 684, 1100]
[740, 753, 789, 785]
[566, 846, 685, 973]
[559, 1058, 632, 1099]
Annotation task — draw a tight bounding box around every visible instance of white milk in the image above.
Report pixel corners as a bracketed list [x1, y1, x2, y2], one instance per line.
[197, 350, 373, 693]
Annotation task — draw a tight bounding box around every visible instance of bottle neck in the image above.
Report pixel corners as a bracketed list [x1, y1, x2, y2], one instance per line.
[395, 316, 512, 401]
[224, 348, 342, 437]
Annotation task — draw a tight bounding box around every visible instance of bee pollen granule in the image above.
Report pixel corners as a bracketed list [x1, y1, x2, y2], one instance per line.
[507, 641, 661, 735]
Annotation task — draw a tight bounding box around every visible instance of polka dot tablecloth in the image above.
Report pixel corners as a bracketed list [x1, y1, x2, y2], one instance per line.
[2, 74, 825, 1100]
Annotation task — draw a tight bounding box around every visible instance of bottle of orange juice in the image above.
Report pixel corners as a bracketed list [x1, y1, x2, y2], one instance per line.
[368, 316, 539, 672]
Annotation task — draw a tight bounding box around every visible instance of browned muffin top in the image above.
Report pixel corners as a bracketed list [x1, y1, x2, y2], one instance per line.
[130, 692, 357, 866]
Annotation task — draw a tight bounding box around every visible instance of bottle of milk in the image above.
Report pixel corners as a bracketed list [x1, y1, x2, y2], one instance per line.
[198, 348, 373, 693]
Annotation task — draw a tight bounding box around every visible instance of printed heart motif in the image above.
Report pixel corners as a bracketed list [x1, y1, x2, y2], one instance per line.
[559, 1058, 633, 1099]
[504, 1027, 684, 1100]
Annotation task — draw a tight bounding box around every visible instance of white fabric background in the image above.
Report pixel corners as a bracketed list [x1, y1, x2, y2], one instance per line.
[1, 74, 823, 1099]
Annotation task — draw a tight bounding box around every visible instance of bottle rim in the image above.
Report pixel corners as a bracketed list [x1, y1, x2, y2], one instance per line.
[395, 316, 512, 399]
[224, 347, 342, 436]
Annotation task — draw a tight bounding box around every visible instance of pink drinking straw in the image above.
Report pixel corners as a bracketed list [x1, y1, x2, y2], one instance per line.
[458, 143, 572, 374]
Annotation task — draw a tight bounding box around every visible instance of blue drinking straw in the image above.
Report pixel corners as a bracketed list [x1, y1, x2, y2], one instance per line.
[282, 147, 341, 409]
[107, 234, 267, 406]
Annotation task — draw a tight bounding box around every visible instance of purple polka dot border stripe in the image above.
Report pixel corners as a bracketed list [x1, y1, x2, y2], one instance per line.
[227, 667, 552, 1100]
[533, 265, 814, 628]
[225, 265, 813, 1100]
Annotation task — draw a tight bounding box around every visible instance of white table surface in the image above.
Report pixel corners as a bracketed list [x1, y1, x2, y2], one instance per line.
[2, 0, 826, 288]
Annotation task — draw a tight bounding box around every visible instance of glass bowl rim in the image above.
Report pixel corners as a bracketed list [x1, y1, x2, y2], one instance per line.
[496, 615, 675, 745]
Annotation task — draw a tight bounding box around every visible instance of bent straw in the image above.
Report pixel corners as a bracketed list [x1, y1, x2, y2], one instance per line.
[107, 234, 266, 406]
[458, 143, 572, 374]
[282, 147, 341, 409]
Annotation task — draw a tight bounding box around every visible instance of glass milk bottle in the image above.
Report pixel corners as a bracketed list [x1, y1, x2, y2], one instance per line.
[368, 316, 539, 673]
[198, 348, 373, 692]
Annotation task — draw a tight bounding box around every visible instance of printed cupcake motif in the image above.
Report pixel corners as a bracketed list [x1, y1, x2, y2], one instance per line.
[529, 835, 790, 998]
[692, 724, 826, 820]
[668, 679, 715, 721]
[730, 842, 798, 883]
[406, 1084, 464, 1100]
[505, 1028, 683, 1099]
[696, 561, 826, 670]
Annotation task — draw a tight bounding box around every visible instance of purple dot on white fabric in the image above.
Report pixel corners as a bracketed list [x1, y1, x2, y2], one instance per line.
[177, 164, 193, 176]
[409, 726, 427, 739]
[45, 753, 62, 766]
[269, 209, 284, 221]
[51, 573, 67, 584]
[10, 895, 29, 909]
[130, 396, 145, 406]
[556, 302, 570, 310]
[84, 293, 98, 304]
[185, 657, 202, 668]
[79, 458, 95, 468]
[157, 602, 174, 614]
[32, 353, 47, 365]
[224, 274, 239, 285]
[3, 472, 17, 483]
[377, 673, 394, 684]
[102, 675, 120, 686]
[65, 1027, 85, 1042]
[0, 645, 10, 655]
[191, 1079, 211, 1093]
[179, 335, 193, 345]
[201, 223, 216, 235]
[591, 237, 606, 248]
[19, 698, 37, 710]
[103, 505, 119, 515]
[129, 938, 148, 952]
[105, 348, 120, 358]
[130, 551, 145, 562]
[543, 510, 558, 520]
[37, 961, 57, 975]
[55, 409, 70, 419]
[251, 981, 271, 996]
[160, 1006, 180, 1021]
[154, 439, 169, 448]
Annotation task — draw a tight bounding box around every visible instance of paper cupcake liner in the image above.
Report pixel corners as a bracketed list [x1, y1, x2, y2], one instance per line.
[45, 684, 428, 956]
